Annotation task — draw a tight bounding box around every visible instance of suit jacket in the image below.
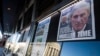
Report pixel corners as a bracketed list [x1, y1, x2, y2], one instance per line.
[76, 23, 92, 38]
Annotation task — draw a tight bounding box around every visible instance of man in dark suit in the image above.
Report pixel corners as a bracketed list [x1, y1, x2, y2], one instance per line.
[70, 1, 92, 38]
[60, 16, 68, 28]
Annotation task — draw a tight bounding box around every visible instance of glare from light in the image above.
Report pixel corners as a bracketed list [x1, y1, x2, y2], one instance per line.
[10, 32, 21, 43]
[0, 31, 2, 39]
[7, 8, 11, 10]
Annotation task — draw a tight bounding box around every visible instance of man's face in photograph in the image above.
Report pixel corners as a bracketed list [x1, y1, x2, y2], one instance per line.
[71, 7, 89, 31]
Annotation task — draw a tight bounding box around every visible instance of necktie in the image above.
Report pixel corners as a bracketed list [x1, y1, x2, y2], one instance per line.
[75, 31, 78, 38]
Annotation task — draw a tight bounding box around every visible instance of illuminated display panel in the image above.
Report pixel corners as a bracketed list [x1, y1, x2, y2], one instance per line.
[57, 0, 95, 41]
[31, 16, 51, 56]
